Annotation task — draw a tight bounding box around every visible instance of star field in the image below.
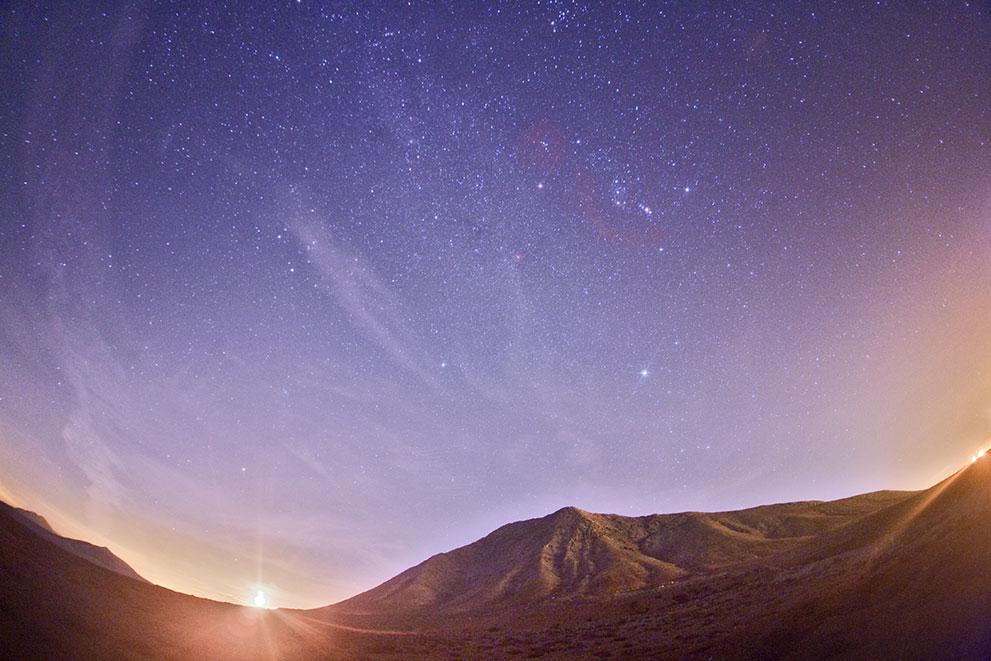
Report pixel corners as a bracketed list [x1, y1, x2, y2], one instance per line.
[0, 2, 989, 607]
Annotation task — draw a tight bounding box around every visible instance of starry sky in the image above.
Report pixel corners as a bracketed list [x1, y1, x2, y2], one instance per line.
[1, 2, 989, 608]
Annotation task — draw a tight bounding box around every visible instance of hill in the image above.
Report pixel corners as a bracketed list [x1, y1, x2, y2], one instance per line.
[328, 490, 911, 618]
[0, 501, 148, 583]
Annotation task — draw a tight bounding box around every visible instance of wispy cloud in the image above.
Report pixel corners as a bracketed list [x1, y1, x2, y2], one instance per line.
[289, 216, 443, 392]
[45, 291, 131, 523]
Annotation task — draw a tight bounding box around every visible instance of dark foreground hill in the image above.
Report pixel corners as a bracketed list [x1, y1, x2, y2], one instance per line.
[0, 501, 148, 583]
[4, 458, 991, 659]
[0, 499, 459, 659]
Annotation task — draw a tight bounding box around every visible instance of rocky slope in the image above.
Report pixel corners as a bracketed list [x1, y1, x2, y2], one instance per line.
[330, 490, 911, 616]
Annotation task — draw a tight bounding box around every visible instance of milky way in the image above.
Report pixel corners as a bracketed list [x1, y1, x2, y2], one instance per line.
[1, 2, 989, 607]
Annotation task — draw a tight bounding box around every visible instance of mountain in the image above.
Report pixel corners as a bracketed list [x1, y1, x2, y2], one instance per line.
[770, 457, 991, 657]
[3, 459, 991, 658]
[328, 490, 911, 618]
[0, 501, 148, 583]
[322, 460, 991, 657]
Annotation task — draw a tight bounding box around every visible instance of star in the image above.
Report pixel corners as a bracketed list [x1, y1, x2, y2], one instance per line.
[1, 0, 984, 611]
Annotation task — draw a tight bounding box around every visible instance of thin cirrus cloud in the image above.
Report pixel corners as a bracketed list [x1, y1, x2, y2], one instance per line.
[289, 214, 445, 394]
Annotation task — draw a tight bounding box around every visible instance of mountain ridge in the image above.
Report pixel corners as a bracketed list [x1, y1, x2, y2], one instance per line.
[0, 500, 148, 584]
[327, 487, 915, 618]
[2, 459, 990, 658]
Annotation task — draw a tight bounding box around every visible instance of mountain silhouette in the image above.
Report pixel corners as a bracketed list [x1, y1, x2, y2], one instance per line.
[0, 501, 147, 583]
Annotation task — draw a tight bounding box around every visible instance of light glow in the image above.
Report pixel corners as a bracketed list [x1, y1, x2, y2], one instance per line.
[252, 590, 267, 608]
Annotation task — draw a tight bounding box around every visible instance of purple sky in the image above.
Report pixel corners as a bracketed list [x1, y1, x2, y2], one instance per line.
[0, 2, 989, 607]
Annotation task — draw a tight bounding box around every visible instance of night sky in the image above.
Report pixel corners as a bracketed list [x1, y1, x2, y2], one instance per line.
[1, 2, 989, 608]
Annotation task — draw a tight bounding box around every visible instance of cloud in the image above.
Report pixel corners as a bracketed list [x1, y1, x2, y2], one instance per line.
[48, 313, 131, 522]
[61, 408, 127, 515]
[289, 216, 443, 392]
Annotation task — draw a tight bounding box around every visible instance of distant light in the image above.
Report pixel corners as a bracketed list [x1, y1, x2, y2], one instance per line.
[252, 590, 267, 608]
[639, 369, 649, 378]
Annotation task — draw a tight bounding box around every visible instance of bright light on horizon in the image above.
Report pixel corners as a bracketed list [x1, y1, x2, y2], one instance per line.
[252, 590, 268, 608]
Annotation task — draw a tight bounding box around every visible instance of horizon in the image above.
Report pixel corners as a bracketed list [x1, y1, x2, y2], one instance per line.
[0, 450, 982, 610]
[1, 2, 989, 611]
